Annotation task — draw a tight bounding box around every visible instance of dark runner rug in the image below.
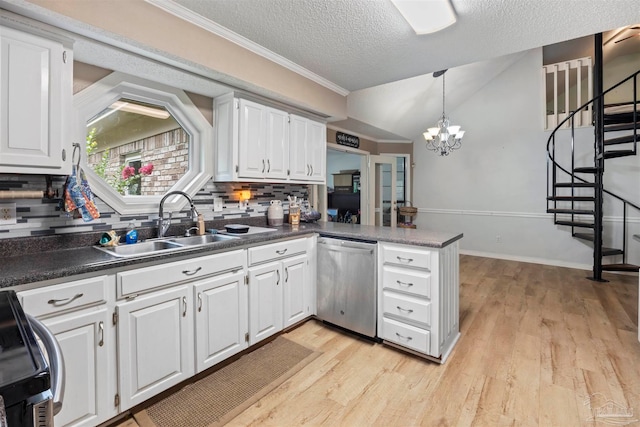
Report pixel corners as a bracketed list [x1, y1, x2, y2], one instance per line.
[134, 336, 320, 427]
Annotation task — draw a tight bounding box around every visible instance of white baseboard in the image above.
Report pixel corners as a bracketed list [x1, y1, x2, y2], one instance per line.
[459, 249, 592, 271]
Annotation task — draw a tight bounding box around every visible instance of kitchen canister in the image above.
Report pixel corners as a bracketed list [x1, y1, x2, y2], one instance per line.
[267, 200, 284, 226]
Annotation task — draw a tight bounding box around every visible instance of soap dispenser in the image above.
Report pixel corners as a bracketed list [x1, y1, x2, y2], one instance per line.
[197, 214, 205, 236]
[125, 222, 138, 244]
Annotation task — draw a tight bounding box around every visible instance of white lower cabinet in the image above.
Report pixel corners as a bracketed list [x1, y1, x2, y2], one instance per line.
[377, 241, 460, 363]
[194, 270, 248, 372]
[18, 275, 116, 427]
[248, 261, 283, 344]
[247, 238, 312, 344]
[41, 308, 114, 427]
[116, 285, 194, 411]
[282, 254, 308, 327]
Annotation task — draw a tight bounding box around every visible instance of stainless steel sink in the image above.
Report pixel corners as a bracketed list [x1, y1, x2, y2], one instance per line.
[94, 240, 184, 258]
[167, 234, 239, 246]
[94, 233, 240, 258]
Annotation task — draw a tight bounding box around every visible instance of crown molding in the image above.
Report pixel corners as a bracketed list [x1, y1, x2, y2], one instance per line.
[145, 0, 350, 97]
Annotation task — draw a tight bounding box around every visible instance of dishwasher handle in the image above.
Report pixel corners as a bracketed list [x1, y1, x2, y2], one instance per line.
[318, 240, 374, 254]
[27, 314, 65, 415]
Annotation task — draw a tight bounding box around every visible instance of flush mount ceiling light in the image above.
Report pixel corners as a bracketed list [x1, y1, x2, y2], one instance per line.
[423, 70, 465, 156]
[390, 0, 456, 35]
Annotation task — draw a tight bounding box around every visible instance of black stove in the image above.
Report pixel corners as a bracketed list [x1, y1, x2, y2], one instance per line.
[0, 290, 51, 426]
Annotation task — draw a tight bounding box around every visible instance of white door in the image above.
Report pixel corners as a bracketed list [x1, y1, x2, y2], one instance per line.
[238, 99, 266, 178]
[289, 114, 309, 180]
[194, 270, 248, 372]
[282, 254, 308, 328]
[264, 107, 289, 179]
[248, 261, 283, 344]
[0, 26, 69, 172]
[43, 308, 114, 427]
[307, 120, 326, 182]
[366, 155, 397, 227]
[117, 286, 193, 410]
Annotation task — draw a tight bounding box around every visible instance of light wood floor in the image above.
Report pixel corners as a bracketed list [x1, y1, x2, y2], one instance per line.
[114, 255, 640, 426]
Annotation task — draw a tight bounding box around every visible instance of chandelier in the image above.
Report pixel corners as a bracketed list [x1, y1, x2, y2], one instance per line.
[423, 70, 465, 156]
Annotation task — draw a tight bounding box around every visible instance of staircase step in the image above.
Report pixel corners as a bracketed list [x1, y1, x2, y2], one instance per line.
[601, 263, 640, 272]
[604, 112, 638, 125]
[573, 233, 594, 241]
[554, 220, 595, 228]
[603, 134, 640, 146]
[547, 196, 595, 201]
[573, 167, 600, 174]
[602, 150, 636, 159]
[602, 247, 624, 256]
[547, 208, 594, 215]
[604, 122, 639, 132]
[554, 182, 596, 188]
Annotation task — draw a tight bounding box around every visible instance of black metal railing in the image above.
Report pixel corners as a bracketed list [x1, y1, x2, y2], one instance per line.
[546, 69, 640, 273]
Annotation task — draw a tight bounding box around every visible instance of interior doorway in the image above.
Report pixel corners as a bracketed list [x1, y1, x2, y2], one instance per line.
[321, 145, 367, 224]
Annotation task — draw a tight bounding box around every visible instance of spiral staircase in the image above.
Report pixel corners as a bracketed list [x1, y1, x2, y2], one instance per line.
[546, 34, 640, 281]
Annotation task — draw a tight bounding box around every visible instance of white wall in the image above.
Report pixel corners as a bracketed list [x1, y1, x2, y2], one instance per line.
[412, 48, 640, 269]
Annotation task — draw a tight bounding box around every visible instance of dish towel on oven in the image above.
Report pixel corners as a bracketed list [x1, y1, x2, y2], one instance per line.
[63, 165, 100, 221]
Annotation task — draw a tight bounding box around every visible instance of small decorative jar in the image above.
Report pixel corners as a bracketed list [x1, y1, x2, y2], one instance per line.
[267, 200, 284, 226]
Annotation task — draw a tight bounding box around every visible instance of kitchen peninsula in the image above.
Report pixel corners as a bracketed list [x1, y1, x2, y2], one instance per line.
[2, 222, 462, 427]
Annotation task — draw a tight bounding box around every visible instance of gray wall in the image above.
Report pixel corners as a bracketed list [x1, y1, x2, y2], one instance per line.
[412, 48, 640, 269]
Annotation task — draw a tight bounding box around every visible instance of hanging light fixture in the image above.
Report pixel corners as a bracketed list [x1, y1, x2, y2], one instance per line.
[423, 70, 465, 156]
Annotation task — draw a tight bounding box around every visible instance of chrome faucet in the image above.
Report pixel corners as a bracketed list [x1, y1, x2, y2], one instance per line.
[157, 191, 199, 238]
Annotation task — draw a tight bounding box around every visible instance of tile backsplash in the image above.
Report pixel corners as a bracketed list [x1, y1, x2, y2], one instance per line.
[0, 174, 308, 239]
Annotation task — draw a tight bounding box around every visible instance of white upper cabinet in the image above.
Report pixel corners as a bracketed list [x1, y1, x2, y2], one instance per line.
[237, 99, 289, 180]
[0, 25, 73, 174]
[289, 114, 326, 182]
[214, 93, 326, 183]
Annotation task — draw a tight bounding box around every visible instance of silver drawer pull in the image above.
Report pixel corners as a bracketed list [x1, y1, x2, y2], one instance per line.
[276, 249, 287, 255]
[396, 280, 413, 287]
[396, 306, 414, 314]
[48, 293, 83, 306]
[98, 321, 104, 347]
[396, 256, 414, 263]
[395, 332, 413, 341]
[182, 297, 187, 317]
[182, 267, 202, 276]
[197, 293, 202, 312]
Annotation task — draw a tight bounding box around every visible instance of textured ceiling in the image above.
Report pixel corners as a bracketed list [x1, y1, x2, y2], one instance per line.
[172, 0, 640, 92]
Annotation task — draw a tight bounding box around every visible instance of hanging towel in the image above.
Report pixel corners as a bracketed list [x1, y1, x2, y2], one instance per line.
[63, 165, 100, 222]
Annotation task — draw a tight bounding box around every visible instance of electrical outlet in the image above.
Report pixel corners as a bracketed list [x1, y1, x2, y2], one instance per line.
[496, 235, 502, 243]
[0, 203, 17, 225]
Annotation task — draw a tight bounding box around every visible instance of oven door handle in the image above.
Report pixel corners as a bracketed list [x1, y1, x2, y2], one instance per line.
[27, 315, 65, 415]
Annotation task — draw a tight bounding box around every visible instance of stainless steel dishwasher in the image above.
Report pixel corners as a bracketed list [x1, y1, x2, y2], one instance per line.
[317, 235, 377, 338]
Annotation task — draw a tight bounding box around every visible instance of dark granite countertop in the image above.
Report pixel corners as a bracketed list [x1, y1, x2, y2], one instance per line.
[1, 222, 462, 289]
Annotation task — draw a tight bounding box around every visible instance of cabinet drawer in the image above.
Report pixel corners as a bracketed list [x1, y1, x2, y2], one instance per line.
[248, 238, 306, 266]
[20, 275, 110, 317]
[382, 290, 431, 327]
[117, 250, 244, 298]
[382, 265, 431, 298]
[382, 317, 430, 354]
[381, 243, 432, 270]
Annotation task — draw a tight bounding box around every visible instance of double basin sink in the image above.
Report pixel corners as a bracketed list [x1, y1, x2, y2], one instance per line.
[94, 233, 240, 258]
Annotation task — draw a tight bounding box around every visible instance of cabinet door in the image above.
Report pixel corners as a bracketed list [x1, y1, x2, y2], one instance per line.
[282, 254, 308, 328]
[42, 307, 115, 427]
[238, 98, 267, 178]
[0, 26, 70, 173]
[264, 107, 289, 179]
[307, 119, 326, 182]
[288, 114, 308, 180]
[117, 286, 193, 410]
[194, 271, 248, 372]
[248, 261, 283, 344]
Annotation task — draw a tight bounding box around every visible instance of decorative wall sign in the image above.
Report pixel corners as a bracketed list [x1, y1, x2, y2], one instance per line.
[336, 131, 360, 148]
